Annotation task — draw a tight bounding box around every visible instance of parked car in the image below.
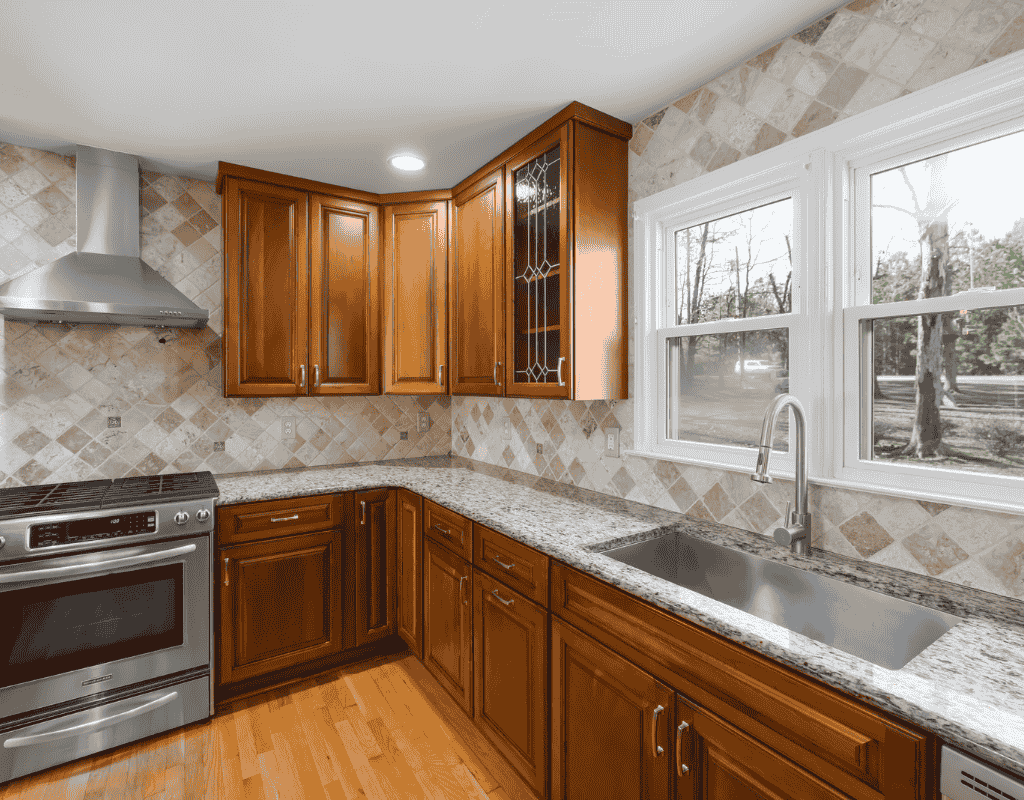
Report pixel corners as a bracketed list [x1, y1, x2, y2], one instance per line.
[734, 359, 774, 375]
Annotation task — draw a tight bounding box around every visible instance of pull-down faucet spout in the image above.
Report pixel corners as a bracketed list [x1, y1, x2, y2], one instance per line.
[751, 393, 811, 556]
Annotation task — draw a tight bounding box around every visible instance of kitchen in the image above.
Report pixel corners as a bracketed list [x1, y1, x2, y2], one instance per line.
[1, 0, 1024, 798]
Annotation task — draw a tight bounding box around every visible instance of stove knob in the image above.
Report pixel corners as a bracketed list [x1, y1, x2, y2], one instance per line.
[174, 511, 190, 526]
[196, 509, 211, 523]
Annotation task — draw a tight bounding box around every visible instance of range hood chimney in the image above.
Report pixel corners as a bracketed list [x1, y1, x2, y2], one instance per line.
[0, 145, 209, 328]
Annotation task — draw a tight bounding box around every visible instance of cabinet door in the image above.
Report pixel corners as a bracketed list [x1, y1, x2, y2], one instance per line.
[223, 176, 309, 397]
[474, 572, 547, 796]
[352, 488, 396, 647]
[674, 695, 848, 800]
[505, 125, 572, 399]
[396, 489, 423, 658]
[310, 194, 380, 395]
[551, 618, 672, 800]
[383, 201, 448, 394]
[219, 529, 344, 686]
[451, 168, 504, 395]
[423, 537, 473, 714]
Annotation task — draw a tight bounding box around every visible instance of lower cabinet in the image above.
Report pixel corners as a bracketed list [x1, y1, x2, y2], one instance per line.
[423, 536, 474, 714]
[351, 488, 396, 647]
[551, 618, 673, 800]
[396, 489, 424, 658]
[474, 571, 548, 797]
[219, 528, 346, 686]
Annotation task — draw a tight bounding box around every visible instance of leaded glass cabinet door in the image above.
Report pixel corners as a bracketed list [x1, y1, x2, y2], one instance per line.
[506, 125, 571, 398]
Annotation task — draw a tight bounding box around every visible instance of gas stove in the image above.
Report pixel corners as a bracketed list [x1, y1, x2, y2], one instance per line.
[0, 471, 219, 562]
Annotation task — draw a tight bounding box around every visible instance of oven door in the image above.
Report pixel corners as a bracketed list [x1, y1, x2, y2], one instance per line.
[0, 535, 209, 719]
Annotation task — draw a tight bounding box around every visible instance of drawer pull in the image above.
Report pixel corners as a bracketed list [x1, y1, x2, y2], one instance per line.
[492, 556, 515, 571]
[433, 524, 463, 545]
[270, 514, 299, 523]
[459, 574, 468, 605]
[361, 501, 366, 525]
[676, 721, 690, 777]
[491, 589, 514, 606]
[652, 705, 665, 757]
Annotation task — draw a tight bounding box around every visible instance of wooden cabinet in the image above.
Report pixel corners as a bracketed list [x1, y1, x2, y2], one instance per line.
[309, 193, 380, 394]
[351, 488, 396, 647]
[222, 177, 309, 396]
[474, 522, 549, 605]
[220, 166, 381, 397]
[383, 201, 448, 394]
[219, 528, 345, 686]
[423, 536, 473, 713]
[424, 498, 472, 561]
[504, 120, 628, 400]
[451, 167, 504, 395]
[551, 617, 673, 800]
[396, 489, 424, 658]
[473, 571, 547, 797]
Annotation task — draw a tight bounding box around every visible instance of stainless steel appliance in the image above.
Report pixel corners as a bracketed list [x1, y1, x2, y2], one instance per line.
[941, 745, 1024, 800]
[0, 472, 218, 783]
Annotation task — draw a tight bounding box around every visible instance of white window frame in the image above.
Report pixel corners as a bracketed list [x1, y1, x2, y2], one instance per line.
[633, 145, 824, 477]
[633, 48, 1024, 513]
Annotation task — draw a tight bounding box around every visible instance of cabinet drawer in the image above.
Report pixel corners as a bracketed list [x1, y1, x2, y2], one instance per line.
[217, 495, 341, 546]
[474, 523, 548, 606]
[423, 499, 472, 560]
[551, 561, 932, 800]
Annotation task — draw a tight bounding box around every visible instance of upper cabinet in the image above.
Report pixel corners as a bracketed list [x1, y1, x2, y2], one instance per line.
[222, 177, 309, 397]
[220, 166, 381, 397]
[218, 102, 630, 399]
[451, 168, 504, 396]
[382, 200, 448, 395]
[504, 120, 628, 400]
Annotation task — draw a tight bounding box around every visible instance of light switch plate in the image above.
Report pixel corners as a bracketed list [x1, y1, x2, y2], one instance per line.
[281, 416, 295, 441]
[502, 416, 511, 441]
[605, 426, 620, 458]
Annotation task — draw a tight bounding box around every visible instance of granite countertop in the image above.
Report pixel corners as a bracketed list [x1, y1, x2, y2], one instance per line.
[215, 456, 1024, 777]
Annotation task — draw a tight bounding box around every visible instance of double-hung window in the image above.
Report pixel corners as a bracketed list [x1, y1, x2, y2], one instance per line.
[635, 52, 1024, 513]
[634, 149, 818, 475]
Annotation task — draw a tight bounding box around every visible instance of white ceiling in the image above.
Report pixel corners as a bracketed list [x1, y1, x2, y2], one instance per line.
[0, 1, 842, 193]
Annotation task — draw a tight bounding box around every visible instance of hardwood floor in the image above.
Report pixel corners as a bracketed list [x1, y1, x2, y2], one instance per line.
[0, 653, 538, 800]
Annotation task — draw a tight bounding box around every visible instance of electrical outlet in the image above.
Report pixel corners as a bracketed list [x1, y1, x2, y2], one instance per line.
[213, 441, 225, 452]
[502, 416, 511, 441]
[400, 431, 408, 440]
[417, 411, 430, 433]
[536, 443, 543, 455]
[605, 426, 620, 458]
[281, 416, 295, 441]
[107, 416, 121, 428]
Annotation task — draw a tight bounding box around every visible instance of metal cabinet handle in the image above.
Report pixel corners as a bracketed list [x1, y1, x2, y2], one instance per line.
[270, 514, 299, 523]
[360, 501, 366, 525]
[491, 589, 513, 606]
[652, 705, 665, 757]
[494, 361, 502, 386]
[313, 364, 320, 387]
[299, 364, 306, 388]
[676, 721, 690, 777]
[3, 691, 178, 749]
[492, 556, 515, 571]
[223, 557, 230, 587]
[438, 364, 444, 385]
[556, 356, 566, 387]
[433, 524, 463, 545]
[459, 574, 468, 605]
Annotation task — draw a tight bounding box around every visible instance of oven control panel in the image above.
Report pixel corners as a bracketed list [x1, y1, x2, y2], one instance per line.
[30, 511, 158, 548]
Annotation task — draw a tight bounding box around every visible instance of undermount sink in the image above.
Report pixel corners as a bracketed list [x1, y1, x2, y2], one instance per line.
[601, 531, 962, 669]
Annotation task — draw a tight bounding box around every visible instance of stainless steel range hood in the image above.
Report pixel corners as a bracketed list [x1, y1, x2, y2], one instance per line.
[0, 146, 209, 328]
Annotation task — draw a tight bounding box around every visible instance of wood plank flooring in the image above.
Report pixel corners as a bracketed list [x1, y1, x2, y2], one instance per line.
[0, 653, 538, 800]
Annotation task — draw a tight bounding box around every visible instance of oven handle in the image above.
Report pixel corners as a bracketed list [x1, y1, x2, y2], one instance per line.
[3, 691, 178, 749]
[0, 543, 197, 585]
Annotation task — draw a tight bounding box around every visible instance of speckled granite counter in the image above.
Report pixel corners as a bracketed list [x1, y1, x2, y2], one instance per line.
[215, 457, 1024, 777]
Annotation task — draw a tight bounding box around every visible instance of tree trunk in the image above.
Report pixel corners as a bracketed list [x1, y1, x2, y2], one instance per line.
[902, 220, 949, 457]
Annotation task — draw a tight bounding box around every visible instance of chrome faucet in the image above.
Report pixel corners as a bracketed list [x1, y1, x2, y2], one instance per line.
[751, 393, 811, 556]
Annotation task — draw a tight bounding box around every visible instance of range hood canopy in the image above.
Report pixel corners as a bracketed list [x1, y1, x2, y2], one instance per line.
[0, 146, 209, 329]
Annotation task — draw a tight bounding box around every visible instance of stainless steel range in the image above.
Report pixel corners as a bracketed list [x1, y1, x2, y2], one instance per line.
[0, 471, 218, 784]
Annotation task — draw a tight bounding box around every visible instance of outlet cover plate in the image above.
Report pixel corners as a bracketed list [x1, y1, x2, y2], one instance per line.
[502, 416, 511, 441]
[417, 412, 430, 433]
[605, 426, 620, 458]
[281, 416, 295, 441]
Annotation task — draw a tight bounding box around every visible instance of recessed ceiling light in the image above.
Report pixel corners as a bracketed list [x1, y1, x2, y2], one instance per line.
[389, 154, 425, 172]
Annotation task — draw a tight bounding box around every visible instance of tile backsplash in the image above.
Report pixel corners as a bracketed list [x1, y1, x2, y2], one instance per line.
[454, 0, 1024, 603]
[0, 143, 451, 486]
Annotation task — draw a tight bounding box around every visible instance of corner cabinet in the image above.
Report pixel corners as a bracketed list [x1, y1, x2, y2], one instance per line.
[220, 168, 381, 397]
[351, 488, 397, 646]
[382, 201, 449, 394]
[504, 120, 628, 399]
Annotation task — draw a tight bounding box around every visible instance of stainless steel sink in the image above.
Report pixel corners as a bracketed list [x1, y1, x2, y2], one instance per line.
[601, 531, 962, 669]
